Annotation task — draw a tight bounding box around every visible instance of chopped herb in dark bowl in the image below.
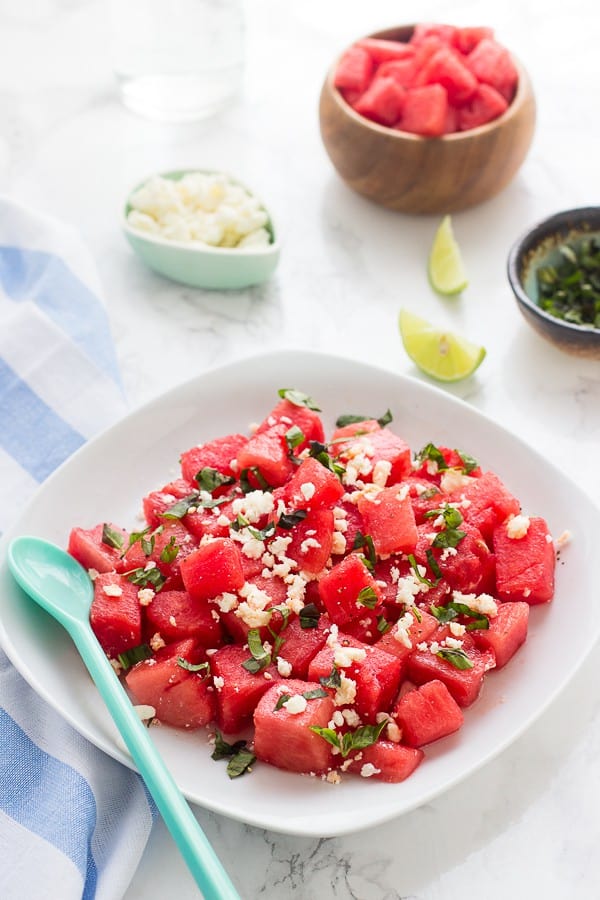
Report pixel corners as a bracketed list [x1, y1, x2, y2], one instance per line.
[507, 207, 600, 358]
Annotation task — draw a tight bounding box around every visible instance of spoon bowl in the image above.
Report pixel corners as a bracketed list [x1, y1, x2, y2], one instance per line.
[7, 535, 240, 900]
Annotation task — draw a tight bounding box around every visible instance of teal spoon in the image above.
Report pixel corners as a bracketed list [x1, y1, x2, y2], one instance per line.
[7, 535, 240, 900]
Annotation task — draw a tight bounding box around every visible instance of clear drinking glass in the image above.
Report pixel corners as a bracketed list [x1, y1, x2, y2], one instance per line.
[109, 0, 245, 122]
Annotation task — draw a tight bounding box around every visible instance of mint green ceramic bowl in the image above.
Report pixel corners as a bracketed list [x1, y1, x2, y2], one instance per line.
[123, 170, 281, 290]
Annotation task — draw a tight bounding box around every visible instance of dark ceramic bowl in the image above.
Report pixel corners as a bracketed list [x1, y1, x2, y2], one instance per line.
[507, 207, 600, 359]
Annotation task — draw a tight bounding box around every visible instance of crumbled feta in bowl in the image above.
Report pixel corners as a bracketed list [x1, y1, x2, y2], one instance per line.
[123, 169, 280, 289]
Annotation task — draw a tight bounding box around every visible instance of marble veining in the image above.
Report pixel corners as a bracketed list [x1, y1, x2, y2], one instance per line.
[1, 0, 600, 897]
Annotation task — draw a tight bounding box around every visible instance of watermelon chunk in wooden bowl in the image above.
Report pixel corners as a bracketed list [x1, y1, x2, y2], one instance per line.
[319, 23, 536, 214]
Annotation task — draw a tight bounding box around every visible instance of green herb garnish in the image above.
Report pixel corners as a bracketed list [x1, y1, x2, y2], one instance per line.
[356, 586, 379, 609]
[278, 388, 321, 411]
[536, 236, 600, 329]
[176, 657, 210, 674]
[353, 531, 377, 569]
[101, 523, 124, 551]
[123, 565, 166, 591]
[299, 602, 321, 629]
[456, 450, 478, 474]
[211, 730, 256, 778]
[415, 443, 448, 470]
[159, 536, 179, 564]
[377, 615, 392, 634]
[309, 719, 389, 758]
[117, 643, 152, 670]
[274, 687, 328, 710]
[239, 466, 270, 494]
[241, 628, 272, 673]
[430, 601, 489, 631]
[277, 509, 308, 529]
[195, 467, 236, 492]
[308, 441, 346, 478]
[319, 665, 342, 690]
[436, 647, 474, 670]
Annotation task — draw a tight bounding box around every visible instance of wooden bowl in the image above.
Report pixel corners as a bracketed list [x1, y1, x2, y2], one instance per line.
[319, 25, 537, 214]
[507, 207, 600, 359]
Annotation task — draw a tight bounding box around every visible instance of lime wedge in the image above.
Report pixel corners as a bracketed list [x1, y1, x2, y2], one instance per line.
[399, 309, 486, 382]
[428, 215, 468, 295]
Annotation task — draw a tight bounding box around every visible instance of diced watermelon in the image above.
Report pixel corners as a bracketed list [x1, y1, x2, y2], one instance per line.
[407, 641, 495, 707]
[458, 83, 508, 130]
[354, 76, 406, 127]
[333, 501, 364, 556]
[332, 426, 412, 485]
[276, 613, 332, 679]
[125, 654, 216, 729]
[256, 398, 325, 447]
[493, 517, 555, 604]
[121, 520, 197, 591]
[416, 47, 478, 105]
[333, 46, 374, 94]
[356, 37, 416, 64]
[472, 601, 529, 668]
[413, 522, 495, 595]
[466, 38, 519, 101]
[153, 637, 207, 665]
[330, 418, 381, 448]
[143, 589, 223, 647]
[283, 508, 334, 576]
[318, 553, 383, 627]
[180, 433, 248, 486]
[398, 84, 448, 137]
[451, 470, 520, 544]
[219, 574, 288, 645]
[308, 635, 403, 722]
[182, 498, 236, 542]
[281, 456, 344, 511]
[411, 23, 458, 46]
[452, 26, 495, 54]
[375, 608, 439, 667]
[357, 486, 418, 556]
[180, 537, 245, 602]
[393, 680, 464, 747]
[68, 523, 128, 574]
[236, 423, 296, 488]
[211, 645, 280, 734]
[253, 680, 336, 774]
[344, 741, 424, 782]
[378, 58, 418, 89]
[90, 573, 142, 658]
[143, 479, 195, 528]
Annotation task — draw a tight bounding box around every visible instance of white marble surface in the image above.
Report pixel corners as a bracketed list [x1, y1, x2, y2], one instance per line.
[2, 0, 600, 897]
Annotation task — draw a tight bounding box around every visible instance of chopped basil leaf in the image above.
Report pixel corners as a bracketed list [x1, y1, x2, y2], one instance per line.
[285, 425, 305, 452]
[425, 549, 443, 581]
[278, 509, 308, 529]
[124, 566, 166, 591]
[274, 693, 291, 711]
[432, 528, 467, 549]
[102, 523, 124, 551]
[308, 441, 346, 479]
[159, 536, 179, 564]
[424, 506, 464, 529]
[211, 729, 247, 761]
[335, 414, 369, 428]
[239, 466, 270, 494]
[231, 515, 275, 542]
[299, 602, 321, 629]
[241, 628, 271, 673]
[415, 443, 448, 470]
[310, 718, 388, 758]
[176, 657, 210, 674]
[431, 601, 489, 632]
[357, 586, 378, 609]
[302, 687, 328, 701]
[195, 467, 236, 492]
[117, 643, 152, 670]
[319, 665, 341, 690]
[269, 604, 292, 631]
[226, 748, 256, 779]
[436, 648, 474, 670]
[161, 493, 201, 520]
[456, 450, 478, 475]
[430, 603, 458, 625]
[418, 486, 441, 501]
[353, 531, 377, 569]
[407, 552, 439, 588]
[377, 615, 392, 634]
[377, 409, 393, 427]
[277, 388, 321, 412]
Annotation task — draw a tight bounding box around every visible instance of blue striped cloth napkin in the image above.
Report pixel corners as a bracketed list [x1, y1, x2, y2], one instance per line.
[0, 197, 156, 899]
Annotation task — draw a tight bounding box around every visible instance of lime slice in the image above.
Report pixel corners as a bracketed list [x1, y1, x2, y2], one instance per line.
[428, 215, 468, 295]
[399, 309, 486, 382]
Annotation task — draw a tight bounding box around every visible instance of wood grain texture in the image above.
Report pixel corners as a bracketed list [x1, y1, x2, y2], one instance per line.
[319, 26, 537, 215]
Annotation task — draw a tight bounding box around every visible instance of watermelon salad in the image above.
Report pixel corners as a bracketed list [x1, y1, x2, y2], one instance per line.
[334, 23, 519, 136]
[68, 388, 557, 785]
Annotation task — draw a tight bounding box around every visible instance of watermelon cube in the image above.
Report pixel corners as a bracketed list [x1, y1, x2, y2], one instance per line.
[459, 84, 508, 130]
[253, 680, 336, 774]
[493, 517, 555, 604]
[466, 38, 519, 101]
[356, 37, 416, 64]
[354, 76, 406, 127]
[276, 613, 332, 679]
[180, 433, 248, 486]
[375, 608, 439, 666]
[90, 572, 142, 658]
[411, 23, 458, 46]
[180, 537, 245, 602]
[416, 47, 478, 105]
[452, 26, 495, 55]
[125, 654, 216, 729]
[143, 479, 195, 529]
[407, 642, 495, 707]
[256, 398, 325, 447]
[282, 456, 344, 511]
[143, 589, 223, 647]
[236, 423, 296, 488]
[344, 741, 424, 783]
[357, 486, 418, 556]
[413, 522, 495, 595]
[318, 553, 383, 627]
[378, 58, 418, 89]
[472, 601, 529, 668]
[392, 680, 464, 747]
[398, 84, 448, 137]
[333, 46, 374, 94]
[283, 508, 335, 576]
[68, 523, 128, 574]
[211, 645, 280, 734]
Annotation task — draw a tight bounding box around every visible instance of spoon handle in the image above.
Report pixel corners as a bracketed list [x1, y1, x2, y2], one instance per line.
[67, 620, 240, 900]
